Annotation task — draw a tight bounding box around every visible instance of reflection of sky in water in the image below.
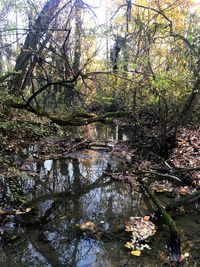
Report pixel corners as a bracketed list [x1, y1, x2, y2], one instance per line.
[68, 162, 74, 180]
[76, 239, 100, 267]
[64, 124, 130, 143]
[0, 126, 139, 266]
[22, 149, 110, 199]
[0, 125, 139, 266]
[79, 184, 138, 225]
[21, 242, 49, 266]
[44, 160, 53, 171]
[11, 146, 139, 266]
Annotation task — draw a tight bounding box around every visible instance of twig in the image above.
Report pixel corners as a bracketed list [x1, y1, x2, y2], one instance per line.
[139, 169, 181, 182]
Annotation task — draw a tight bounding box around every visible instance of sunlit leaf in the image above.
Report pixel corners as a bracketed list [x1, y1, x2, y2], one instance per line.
[125, 225, 132, 232]
[0, 208, 7, 215]
[125, 242, 134, 249]
[79, 221, 95, 231]
[143, 216, 150, 221]
[14, 207, 32, 215]
[184, 252, 189, 258]
[131, 250, 141, 256]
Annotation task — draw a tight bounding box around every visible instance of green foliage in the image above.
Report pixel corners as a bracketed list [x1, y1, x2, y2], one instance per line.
[0, 118, 59, 144]
[0, 0, 199, 126]
[94, 94, 117, 112]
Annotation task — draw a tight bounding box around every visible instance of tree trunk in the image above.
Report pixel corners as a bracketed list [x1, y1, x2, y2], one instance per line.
[72, 0, 82, 76]
[12, 0, 62, 94]
[178, 78, 200, 126]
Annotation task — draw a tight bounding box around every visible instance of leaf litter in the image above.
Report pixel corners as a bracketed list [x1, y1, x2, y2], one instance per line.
[125, 216, 156, 256]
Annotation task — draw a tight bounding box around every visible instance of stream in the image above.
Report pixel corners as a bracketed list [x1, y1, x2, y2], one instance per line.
[0, 124, 199, 267]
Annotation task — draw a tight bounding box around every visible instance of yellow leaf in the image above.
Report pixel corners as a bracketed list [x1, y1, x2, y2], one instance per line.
[131, 250, 141, 256]
[79, 221, 95, 231]
[79, 223, 87, 230]
[125, 225, 132, 232]
[0, 208, 7, 215]
[125, 242, 134, 249]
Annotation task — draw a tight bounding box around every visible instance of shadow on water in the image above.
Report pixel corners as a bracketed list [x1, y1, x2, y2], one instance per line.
[0, 124, 199, 267]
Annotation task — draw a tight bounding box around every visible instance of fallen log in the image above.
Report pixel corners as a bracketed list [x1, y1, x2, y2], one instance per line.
[142, 184, 181, 262]
[166, 190, 200, 211]
[49, 111, 132, 126]
[6, 101, 133, 126]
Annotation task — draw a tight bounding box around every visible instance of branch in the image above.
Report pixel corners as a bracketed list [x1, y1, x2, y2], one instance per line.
[49, 111, 132, 126]
[25, 75, 80, 107]
[5, 101, 133, 126]
[166, 190, 200, 211]
[110, 2, 195, 54]
[139, 169, 181, 182]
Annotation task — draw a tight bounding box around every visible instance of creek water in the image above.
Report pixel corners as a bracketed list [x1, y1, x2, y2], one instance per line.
[0, 124, 199, 267]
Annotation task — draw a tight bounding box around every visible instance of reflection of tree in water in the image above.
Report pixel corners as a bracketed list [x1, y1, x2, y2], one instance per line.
[59, 158, 69, 177]
[0, 138, 141, 266]
[6, 175, 113, 266]
[68, 124, 128, 142]
[0, 164, 142, 266]
[72, 158, 82, 192]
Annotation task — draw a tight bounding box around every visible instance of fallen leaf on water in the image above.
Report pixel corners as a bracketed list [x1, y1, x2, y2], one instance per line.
[125, 225, 132, 232]
[184, 252, 189, 258]
[124, 216, 156, 255]
[0, 207, 32, 216]
[0, 208, 7, 215]
[79, 221, 95, 231]
[143, 216, 150, 221]
[131, 250, 141, 256]
[14, 208, 32, 215]
[179, 252, 190, 262]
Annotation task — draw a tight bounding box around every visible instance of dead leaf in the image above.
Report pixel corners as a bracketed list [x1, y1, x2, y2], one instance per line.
[0, 207, 32, 216]
[79, 221, 95, 231]
[143, 216, 150, 221]
[0, 208, 7, 215]
[131, 250, 141, 256]
[125, 242, 134, 249]
[184, 252, 189, 258]
[14, 208, 32, 215]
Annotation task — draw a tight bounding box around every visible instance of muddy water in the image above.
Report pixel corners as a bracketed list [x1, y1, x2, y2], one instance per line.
[0, 124, 199, 267]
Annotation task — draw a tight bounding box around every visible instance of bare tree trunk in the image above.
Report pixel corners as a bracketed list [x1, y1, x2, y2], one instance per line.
[12, 0, 62, 94]
[0, 32, 3, 74]
[72, 0, 82, 75]
[178, 78, 200, 126]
